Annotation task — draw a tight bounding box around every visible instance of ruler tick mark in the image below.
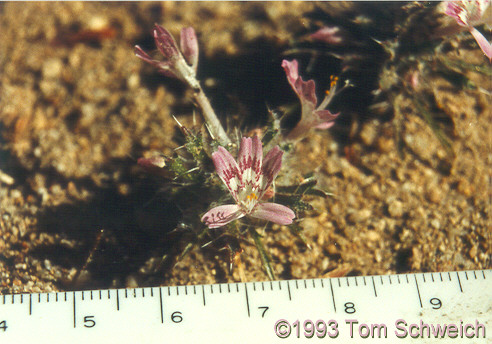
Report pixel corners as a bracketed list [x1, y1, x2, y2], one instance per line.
[287, 281, 292, 301]
[447, 272, 451, 281]
[439, 272, 443, 282]
[193, 285, 196, 295]
[372, 276, 378, 297]
[464, 271, 469, 280]
[116, 290, 120, 311]
[388, 276, 392, 285]
[159, 288, 164, 324]
[262, 282, 265, 291]
[422, 274, 426, 283]
[73, 292, 76, 328]
[29, 294, 32, 315]
[38, 293, 41, 303]
[168, 287, 171, 297]
[482, 270, 485, 279]
[380, 275, 384, 285]
[236, 284, 239, 293]
[312, 280, 316, 288]
[227, 284, 231, 293]
[90, 290, 93, 300]
[414, 275, 423, 308]
[184, 286, 187, 295]
[456, 272, 463, 293]
[337, 278, 341, 288]
[65, 292, 67, 302]
[142, 288, 145, 298]
[397, 275, 400, 284]
[405, 275, 409, 284]
[321, 279, 325, 288]
[473, 271, 477, 279]
[176, 286, 179, 296]
[219, 284, 222, 293]
[107, 290, 110, 299]
[346, 278, 349, 287]
[210, 285, 214, 294]
[82, 291, 84, 301]
[202, 285, 206, 306]
[21, 294, 23, 304]
[244, 285, 250, 317]
[329, 279, 336, 313]
[125, 289, 128, 298]
[363, 276, 367, 286]
[270, 281, 273, 291]
[278, 281, 282, 290]
[151, 288, 154, 297]
[133, 289, 137, 298]
[253, 283, 256, 291]
[431, 273, 435, 282]
[295, 280, 298, 289]
[56, 292, 59, 302]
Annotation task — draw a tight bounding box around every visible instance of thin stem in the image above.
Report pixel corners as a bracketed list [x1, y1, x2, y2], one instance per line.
[250, 227, 276, 280]
[193, 85, 231, 145]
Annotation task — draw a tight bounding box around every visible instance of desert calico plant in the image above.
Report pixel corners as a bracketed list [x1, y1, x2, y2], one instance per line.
[135, 24, 343, 280]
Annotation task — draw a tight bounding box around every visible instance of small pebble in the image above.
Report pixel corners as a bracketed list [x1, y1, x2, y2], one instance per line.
[366, 230, 381, 242]
[347, 209, 372, 223]
[426, 185, 443, 204]
[388, 199, 404, 218]
[42, 58, 63, 79]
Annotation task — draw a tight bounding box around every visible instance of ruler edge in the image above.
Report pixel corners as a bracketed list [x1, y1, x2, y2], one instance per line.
[1, 269, 490, 297]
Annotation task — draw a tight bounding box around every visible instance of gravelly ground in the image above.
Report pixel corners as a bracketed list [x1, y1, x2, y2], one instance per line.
[0, 2, 490, 294]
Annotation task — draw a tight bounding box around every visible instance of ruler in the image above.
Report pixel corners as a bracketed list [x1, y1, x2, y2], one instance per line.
[0, 270, 490, 343]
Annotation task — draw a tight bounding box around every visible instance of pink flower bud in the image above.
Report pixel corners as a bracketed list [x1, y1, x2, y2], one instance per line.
[180, 27, 199, 72]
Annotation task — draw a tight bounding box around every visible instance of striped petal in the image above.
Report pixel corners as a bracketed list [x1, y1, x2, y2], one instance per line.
[238, 136, 263, 188]
[201, 204, 244, 228]
[212, 146, 241, 201]
[259, 145, 283, 196]
[251, 202, 295, 225]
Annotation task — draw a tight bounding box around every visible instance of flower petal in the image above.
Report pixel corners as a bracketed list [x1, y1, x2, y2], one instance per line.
[153, 24, 180, 59]
[310, 26, 344, 45]
[212, 146, 241, 200]
[281, 59, 299, 86]
[312, 110, 340, 129]
[469, 27, 492, 62]
[134, 45, 177, 78]
[445, 2, 468, 26]
[201, 204, 244, 228]
[251, 203, 295, 225]
[260, 146, 283, 195]
[282, 59, 317, 106]
[238, 136, 263, 188]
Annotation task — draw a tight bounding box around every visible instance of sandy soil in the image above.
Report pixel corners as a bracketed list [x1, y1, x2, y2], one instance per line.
[0, 2, 490, 294]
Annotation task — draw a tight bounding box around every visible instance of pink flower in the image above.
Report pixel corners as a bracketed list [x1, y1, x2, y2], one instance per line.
[135, 24, 200, 87]
[201, 136, 295, 228]
[310, 26, 345, 45]
[282, 59, 340, 140]
[445, 0, 491, 62]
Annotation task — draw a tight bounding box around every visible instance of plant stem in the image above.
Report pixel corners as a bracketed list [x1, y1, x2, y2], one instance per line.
[250, 227, 276, 280]
[193, 85, 231, 146]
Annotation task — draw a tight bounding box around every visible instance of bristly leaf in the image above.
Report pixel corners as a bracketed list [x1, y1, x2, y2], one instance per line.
[288, 223, 311, 249]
